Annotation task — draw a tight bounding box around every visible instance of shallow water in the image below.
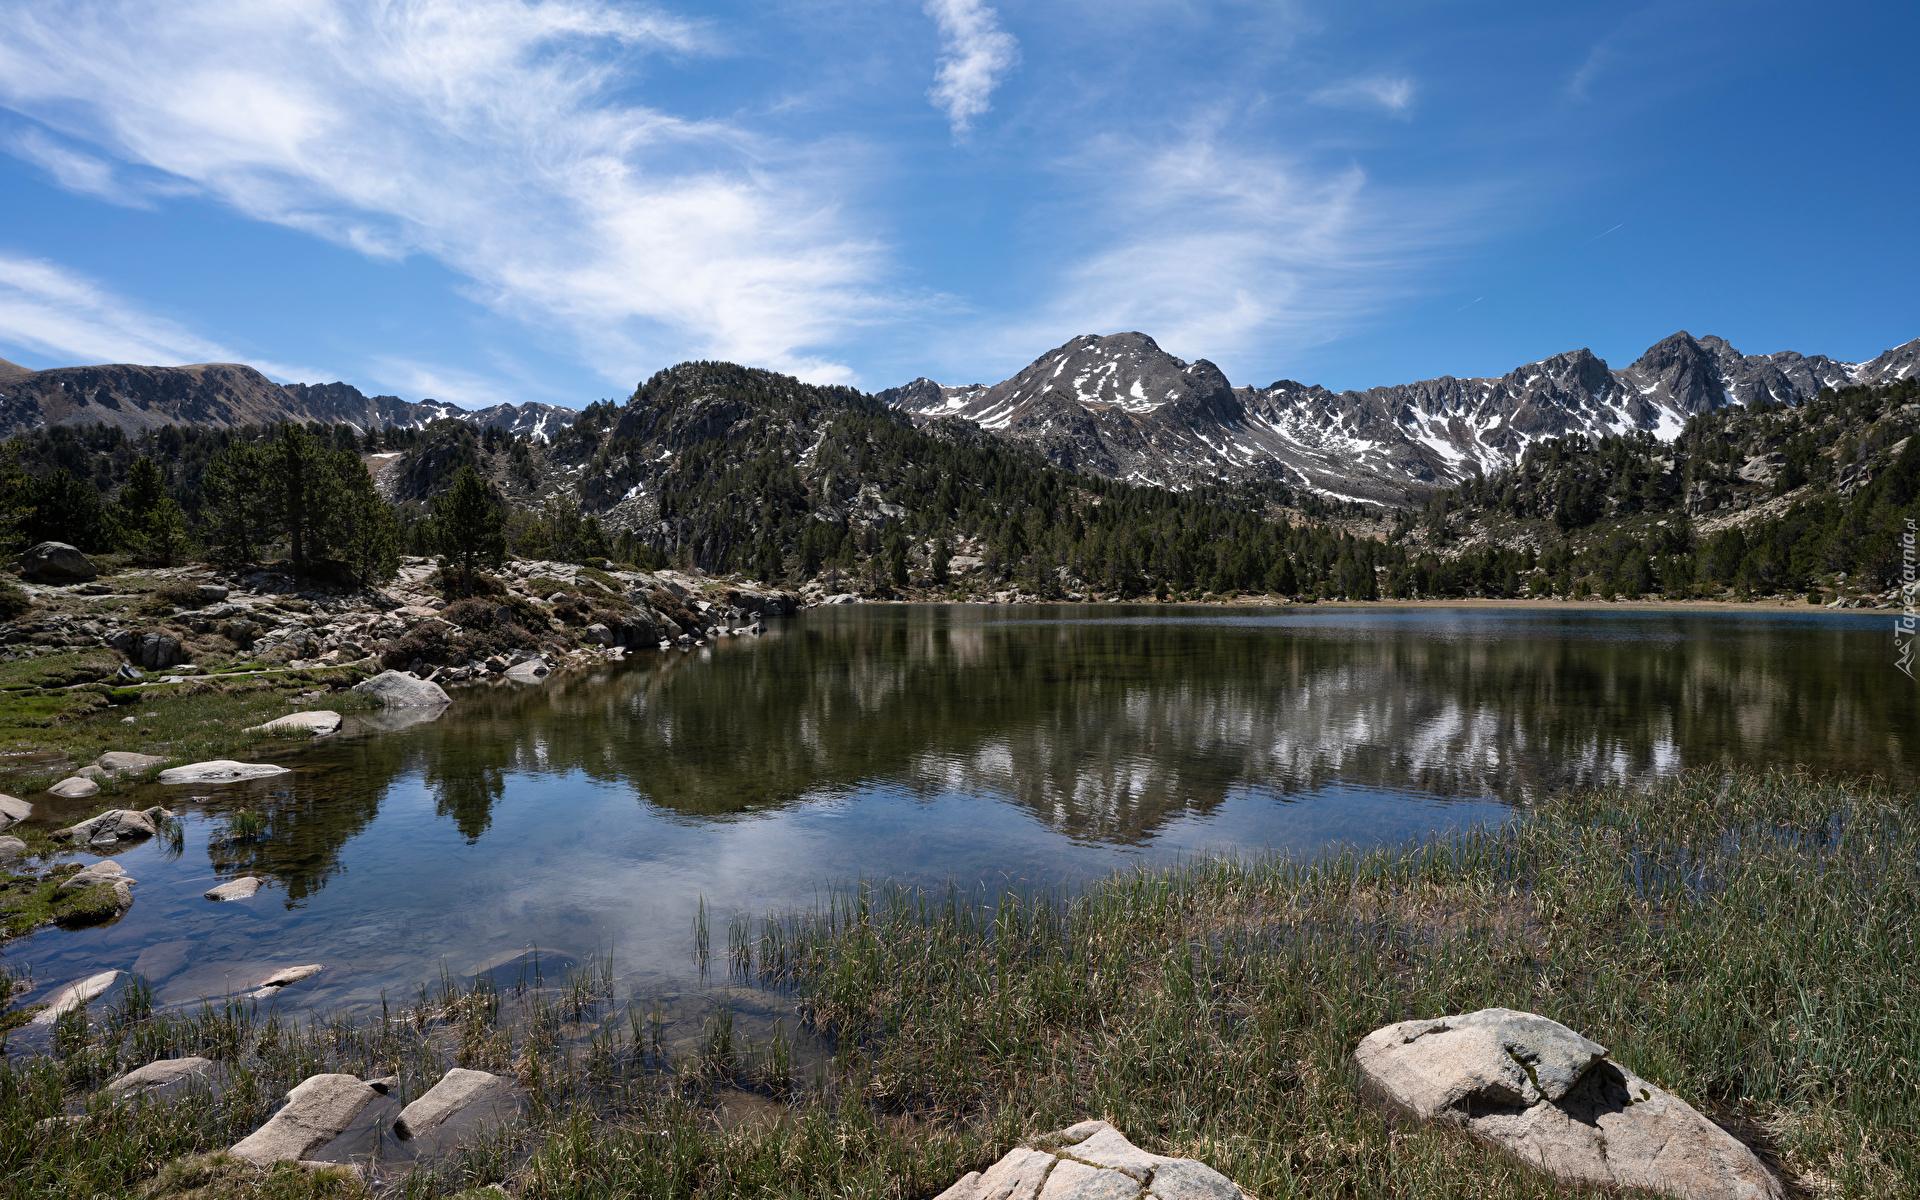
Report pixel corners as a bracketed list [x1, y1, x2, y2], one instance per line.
[7, 604, 1912, 1018]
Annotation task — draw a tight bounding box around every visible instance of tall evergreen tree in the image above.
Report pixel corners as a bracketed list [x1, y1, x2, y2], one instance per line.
[433, 466, 507, 593]
[202, 441, 275, 566]
[269, 423, 345, 577]
[112, 456, 192, 566]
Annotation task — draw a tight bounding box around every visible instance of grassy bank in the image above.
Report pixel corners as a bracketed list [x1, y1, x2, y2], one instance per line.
[0, 768, 1913, 1199]
[0, 653, 381, 797]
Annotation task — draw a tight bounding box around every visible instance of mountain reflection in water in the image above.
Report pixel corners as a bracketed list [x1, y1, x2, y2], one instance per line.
[11, 605, 1909, 1012]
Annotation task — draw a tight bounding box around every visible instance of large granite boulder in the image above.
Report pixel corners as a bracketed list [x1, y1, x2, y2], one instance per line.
[935, 1121, 1252, 1200]
[94, 752, 170, 772]
[394, 1068, 505, 1139]
[352, 670, 451, 706]
[1355, 1009, 1784, 1200]
[20, 541, 96, 583]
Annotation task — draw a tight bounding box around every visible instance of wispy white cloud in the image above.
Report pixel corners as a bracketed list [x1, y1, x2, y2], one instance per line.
[1308, 74, 1416, 116]
[4, 127, 158, 207]
[0, 0, 889, 384]
[369, 356, 525, 409]
[0, 252, 245, 368]
[924, 0, 1020, 136]
[958, 122, 1472, 383]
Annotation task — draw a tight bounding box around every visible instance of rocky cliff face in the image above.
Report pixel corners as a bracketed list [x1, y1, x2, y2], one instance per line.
[0, 361, 578, 441]
[884, 331, 1920, 504]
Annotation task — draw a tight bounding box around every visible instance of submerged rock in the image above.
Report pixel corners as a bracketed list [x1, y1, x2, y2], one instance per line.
[58, 860, 131, 892]
[1355, 1008, 1784, 1200]
[230, 1073, 381, 1164]
[157, 760, 291, 784]
[394, 1067, 505, 1139]
[933, 1121, 1251, 1200]
[205, 876, 264, 902]
[106, 1056, 215, 1099]
[30, 969, 123, 1024]
[352, 670, 451, 706]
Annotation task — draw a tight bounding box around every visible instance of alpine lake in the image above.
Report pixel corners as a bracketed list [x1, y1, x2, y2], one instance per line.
[5, 603, 1914, 1039]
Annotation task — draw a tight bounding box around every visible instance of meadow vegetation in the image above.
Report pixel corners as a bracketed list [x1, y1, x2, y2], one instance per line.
[0, 768, 1910, 1199]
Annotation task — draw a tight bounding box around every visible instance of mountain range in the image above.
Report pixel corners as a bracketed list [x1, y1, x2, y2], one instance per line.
[0, 357, 577, 442]
[879, 331, 1920, 504]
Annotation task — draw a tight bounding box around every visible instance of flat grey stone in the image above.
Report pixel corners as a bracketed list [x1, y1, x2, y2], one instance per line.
[106, 1056, 214, 1098]
[31, 969, 122, 1024]
[966, 1147, 1058, 1200]
[1069, 1125, 1174, 1182]
[1145, 1161, 1243, 1200]
[352, 670, 451, 706]
[503, 657, 550, 680]
[1356, 1009, 1784, 1200]
[394, 1067, 504, 1139]
[57, 809, 157, 844]
[206, 876, 264, 902]
[157, 760, 291, 784]
[46, 776, 99, 799]
[230, 1073, 380, 1164]
[940, 1125, 1251, 1200]
[245, 710, 342, 735]
[94, 752, 169, 772]
[247, 963, 323, 997]
[0, 835, 25, 862]
[74, 766, 108, 781]
[0, 793, 29, 829]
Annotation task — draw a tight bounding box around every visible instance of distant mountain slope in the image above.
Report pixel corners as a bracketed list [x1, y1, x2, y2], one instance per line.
[0, 359, 578, 441]
[883, 331, 1920, 504]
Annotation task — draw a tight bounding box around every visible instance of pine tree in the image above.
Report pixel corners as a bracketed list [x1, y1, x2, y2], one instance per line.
[112, 456, 192, 566]
[886, 526, 909, 589]
[336, 464, 402, 587]
[203, 442, 275, 567]
[269, 424, 345, 577]
[434, 466, 507, 594]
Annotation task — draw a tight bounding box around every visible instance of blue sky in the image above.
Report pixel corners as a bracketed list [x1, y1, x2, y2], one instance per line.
[0, 0, 1915, 408]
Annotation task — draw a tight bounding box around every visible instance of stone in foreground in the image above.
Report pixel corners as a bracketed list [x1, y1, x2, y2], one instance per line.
[934, 1121, 1250, 1200]
[157, 760, 291, 784]
[230, 1073, 381, 1164]
[30, 969, 123, 1024]
[245, 710, 343, 735]
[46, 776, 99, 799]
[206, 876, 264, 902]
[106, 1056, 215, 1098]
[394, 1067, 505, 1139]
[1354, 1008, 1783, 1200]
[20, 541, 97, 583]
[352, 670, 451, 706]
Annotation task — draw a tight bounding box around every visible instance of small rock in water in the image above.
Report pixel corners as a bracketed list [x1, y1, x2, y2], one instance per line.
[394, 1067, 506, 1139]
[246, 963, 324, 998]
[105, 1056, 215, 1098]
[229, 1073, 381, 1164]
[56, 809, 158, 844]
[352, 669, 452, 707]
[58, 861, 131, 892]
[244, 710, 342, 735]
[30, 969, 123, 1024]
[157, 760, 291, 784]
[205, 876, 264, 902]
[1354, 1008, 1784, 1200]
[46, 776, 99, 799]
[74, 765, 108, 781]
